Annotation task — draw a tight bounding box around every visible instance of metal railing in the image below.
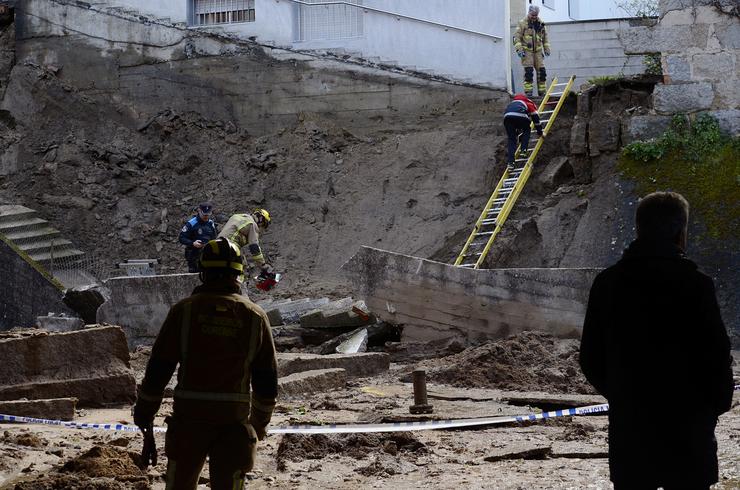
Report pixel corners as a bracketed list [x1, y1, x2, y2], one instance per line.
[280, 0, 502, 41]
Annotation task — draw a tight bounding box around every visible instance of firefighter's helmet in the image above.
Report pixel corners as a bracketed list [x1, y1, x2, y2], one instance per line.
[199, 238, 244, 273]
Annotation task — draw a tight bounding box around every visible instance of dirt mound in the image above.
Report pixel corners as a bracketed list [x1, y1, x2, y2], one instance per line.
[60, 445, 146, 480]
[276, 432, 426, 471]
[417, 331, 596, 394]
[12, 475, 148, 490]
[2, 430, 48, 448]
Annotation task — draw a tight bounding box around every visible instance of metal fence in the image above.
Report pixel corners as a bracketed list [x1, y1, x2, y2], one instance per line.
[298, 0, 363, 41]
[192, 0, 256, 26]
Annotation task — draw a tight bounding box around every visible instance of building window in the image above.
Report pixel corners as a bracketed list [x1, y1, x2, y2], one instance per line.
[542, 0, 555, 9]
[298, 0, 363, 41]
[193, 0, 255, 26]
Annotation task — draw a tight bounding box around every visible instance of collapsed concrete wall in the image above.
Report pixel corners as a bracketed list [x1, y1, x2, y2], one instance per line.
[618, 0, 739, 132]
[0, 326, 136, 406]
[0, 234, 73, 330]
[96, 274, 201, 346]
[343, 247, 598, 343]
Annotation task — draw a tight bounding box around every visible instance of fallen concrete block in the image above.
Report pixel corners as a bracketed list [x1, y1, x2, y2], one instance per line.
[277, 352, 390, 378]
[501, 393, 606, 411]
[279, 368, 346, 396]
[483, 443, 552, 462]
[316, 323, 398, 355]
[300, 299, 375, 328]
[0, 398, 78, 421]
[36, 313, 84, 332]
[0, 326, 136, 406]
[266, 298, 331, 326]
[63, 284, 109, 324]
[551, 442, 608, 459]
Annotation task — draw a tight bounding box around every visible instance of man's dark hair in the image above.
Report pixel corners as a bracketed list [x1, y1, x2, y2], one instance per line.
[635, 191, 689, 242]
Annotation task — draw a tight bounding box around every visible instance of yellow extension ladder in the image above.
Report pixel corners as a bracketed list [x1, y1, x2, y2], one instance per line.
[454, 76, 576, 269]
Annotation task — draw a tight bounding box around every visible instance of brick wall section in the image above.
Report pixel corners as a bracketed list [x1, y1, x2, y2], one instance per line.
[0, 235, 73, 330]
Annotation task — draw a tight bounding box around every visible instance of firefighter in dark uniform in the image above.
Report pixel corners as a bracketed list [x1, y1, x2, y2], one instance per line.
[179, 202, 218, 272]
[133, 237, 278, 489]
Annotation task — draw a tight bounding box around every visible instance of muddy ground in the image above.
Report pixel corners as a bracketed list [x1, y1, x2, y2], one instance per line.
[1, 333, 739, 489]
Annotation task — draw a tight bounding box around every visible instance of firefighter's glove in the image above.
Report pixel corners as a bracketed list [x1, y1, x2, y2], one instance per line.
[139, 424, 158, 469]
[261, 263, 274, 274]
[544, 49, 551, 57]
[133, 396, 160, 429]
[517, 50, 526, 59]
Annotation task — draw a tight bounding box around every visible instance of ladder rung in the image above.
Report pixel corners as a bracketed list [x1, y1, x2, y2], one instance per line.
[475, 231, 494, 236]
[550, 92, 564, 96]
[504, 177, 518, 183]
[463, 252, 483, 257]
[481, 219, 497, 225]
[459, 263, 477, 268]
[553, 82, 568, 87]
[540, 110, 555, 114]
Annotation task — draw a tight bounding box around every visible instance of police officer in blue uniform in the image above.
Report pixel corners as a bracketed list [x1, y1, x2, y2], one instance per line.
[179, 202, 218, 272]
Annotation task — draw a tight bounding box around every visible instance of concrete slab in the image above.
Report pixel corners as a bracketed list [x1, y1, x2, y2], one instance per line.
[0, 398, 77, 421]
[500, 393, 606, 411]
[36, 314, 84, 332]
[299, 299, 375, 329]
[266, 297, 330, 326]
[342, 247, 598, 343]
[551, 442, 609, 459]
[277, 352, 390, 378]
[278, 368, 346, 396]
[0, 326, 136, 407]
[483, 442, 552, 462]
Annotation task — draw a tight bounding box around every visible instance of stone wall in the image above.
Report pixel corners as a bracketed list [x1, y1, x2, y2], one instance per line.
[618, 0, 739, 133]
[0, 234, 74, 330]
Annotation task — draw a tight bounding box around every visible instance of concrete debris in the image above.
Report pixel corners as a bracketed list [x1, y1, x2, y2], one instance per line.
[551, 442, 609, 459]
[483, 443, 552, 462]
[0, 326, 136, 406]
[500, 393, 607, 411]
[277, 352, 390, 378]
[299, 299, 375, 329]
[0, 398, 78, 421]
[36, 313, 84, 332]
[315, 322, 398, 355]
[336, 328, 368, 354]
[278, 368, 347, 396]
[265, 298, 331, 326]
[62, 284, 109, 324]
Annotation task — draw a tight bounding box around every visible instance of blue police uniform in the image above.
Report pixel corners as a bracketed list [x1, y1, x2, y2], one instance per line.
[179, 216, 218, 272]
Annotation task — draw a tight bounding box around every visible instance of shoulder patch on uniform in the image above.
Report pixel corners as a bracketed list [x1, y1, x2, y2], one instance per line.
[181, 225, 188, 232]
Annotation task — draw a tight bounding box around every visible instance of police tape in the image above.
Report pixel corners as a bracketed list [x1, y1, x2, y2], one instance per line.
[1, 385, 737, 436]
[0, 404, 609, 435]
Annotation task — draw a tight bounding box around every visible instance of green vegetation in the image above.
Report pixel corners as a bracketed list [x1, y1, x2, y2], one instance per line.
[643, 53, 662, 76]
[619, 113, 740, 240]
[587, 75, 621, 86]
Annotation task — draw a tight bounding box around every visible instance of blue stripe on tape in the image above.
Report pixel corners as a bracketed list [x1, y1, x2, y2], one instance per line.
[3, 382, 737, 435]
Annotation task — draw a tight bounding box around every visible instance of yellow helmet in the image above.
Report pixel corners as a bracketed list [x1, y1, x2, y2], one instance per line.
[199, 238, 244, 273]
[253, 208, 271, 228]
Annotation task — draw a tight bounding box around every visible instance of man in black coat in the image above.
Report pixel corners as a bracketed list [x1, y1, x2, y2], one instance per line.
[579, 191, 734, 490]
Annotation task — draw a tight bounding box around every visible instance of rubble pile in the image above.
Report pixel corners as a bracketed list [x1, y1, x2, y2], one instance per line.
[414, 331, 596, 394]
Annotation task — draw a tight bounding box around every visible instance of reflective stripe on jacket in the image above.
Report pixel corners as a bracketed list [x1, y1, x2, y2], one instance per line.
[218, 214, 265, 264]
[514, 18, 550, 54]
[140, 283, 278, 427]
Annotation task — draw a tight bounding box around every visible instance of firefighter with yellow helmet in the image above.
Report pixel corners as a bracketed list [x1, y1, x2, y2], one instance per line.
[218, 208, 272, 272]
[514, 6, 551, 97]
[133, 237, 278, 489]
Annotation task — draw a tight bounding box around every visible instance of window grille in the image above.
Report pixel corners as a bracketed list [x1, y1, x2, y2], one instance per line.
[192, 0, 255, 26]
[298, 0, 363, 42]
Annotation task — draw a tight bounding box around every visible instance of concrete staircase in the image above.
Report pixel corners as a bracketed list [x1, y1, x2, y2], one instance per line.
[0, 205, 94, 288]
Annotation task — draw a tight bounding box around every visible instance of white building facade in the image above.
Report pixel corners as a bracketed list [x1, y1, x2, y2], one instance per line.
[525, 0, 636, 22]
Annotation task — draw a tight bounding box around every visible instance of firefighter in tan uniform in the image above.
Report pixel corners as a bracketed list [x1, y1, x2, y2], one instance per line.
[133, 237, 278, 490]
[218, 208, 272, 272]
[514, 6, 551, 96]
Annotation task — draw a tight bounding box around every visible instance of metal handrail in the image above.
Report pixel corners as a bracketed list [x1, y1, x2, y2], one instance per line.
[278, 0, 502, 41]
